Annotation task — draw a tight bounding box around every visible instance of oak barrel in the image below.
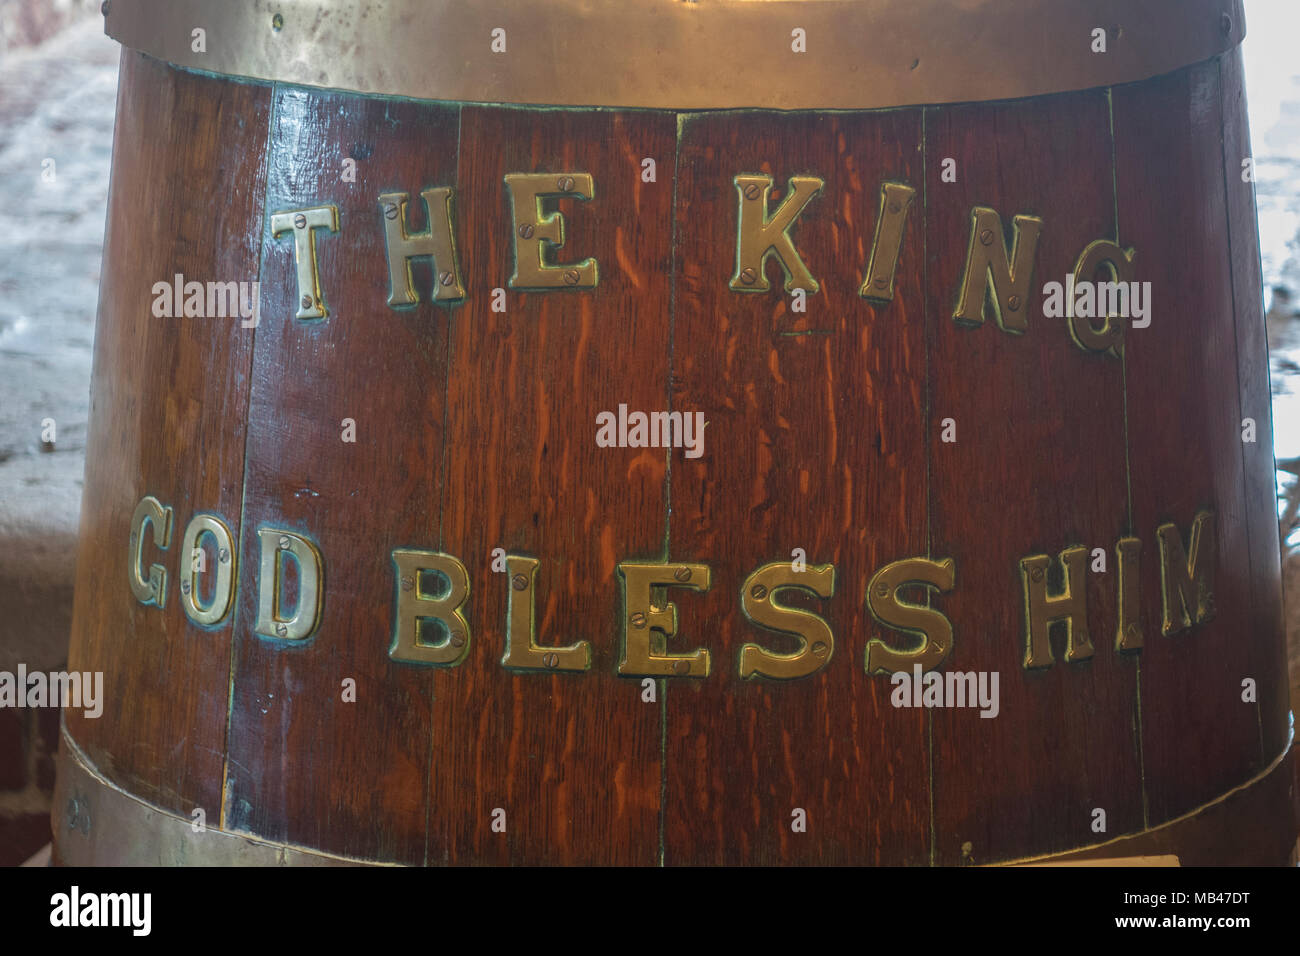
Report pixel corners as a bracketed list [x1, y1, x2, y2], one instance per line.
[55, 0, 1296, 865]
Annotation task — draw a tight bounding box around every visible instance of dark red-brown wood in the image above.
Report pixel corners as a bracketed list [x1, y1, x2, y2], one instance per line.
[61, 47, 1294, 866]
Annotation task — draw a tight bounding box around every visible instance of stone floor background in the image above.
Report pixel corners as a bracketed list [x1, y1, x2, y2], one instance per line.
[0, 3, 1298, 862]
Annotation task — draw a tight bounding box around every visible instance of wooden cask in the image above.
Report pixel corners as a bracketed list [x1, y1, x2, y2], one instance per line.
[54, 0, 1296, 865]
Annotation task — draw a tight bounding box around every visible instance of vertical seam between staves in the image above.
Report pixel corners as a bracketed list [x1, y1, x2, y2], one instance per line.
[1108, 84, 1149, 831]
[219, 79, 280, 834]
[920, 105, 936, 867]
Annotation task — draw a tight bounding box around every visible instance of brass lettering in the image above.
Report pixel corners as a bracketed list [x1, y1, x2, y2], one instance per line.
[864, 556, 956, 674]
[738, 561, 836, 680]
[505, 172, 598, 289]
[858, 181, 916, 303]
[730, 174, 824, 294]
[1115, 536, 1142, 651]
[617, 561, 711, 678]
[953, 206, 1043, 332]
[1157, 511, 1216, 636]
[390, 549, 471, 666]
[1069, 239, 1136, 353]
[501, 555, 591, 672]
[378, 188, 465, 306]
[255, 528, 324, 641]
[1020, 546, 1093, 668]
[179, 514, 236, 627]
[269, 205, 339, 320]
[128, 495, 173, 608]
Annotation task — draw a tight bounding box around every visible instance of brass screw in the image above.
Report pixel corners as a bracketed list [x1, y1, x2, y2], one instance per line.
[278, 535, 291, 550]
[875, 582, 890, 597]
[400, 576, 414, 591]
[1007, 294, 1021, 312]
[543, 652, 559, 669]
[511, 574, 528, 591]
[180, 581, 191, 595]
[293, 213, 307, 229]
[673, 660, 690, 675]
[750, 584, 768, 600]
[979, 229, 994, 246]
[743, 183, 761, 200]
[275, 623, 288, 637]
[450, 630, 465, 648]
[218, 548, 230, 563]
[384, 203, 399, 220]
[439, 270, 455, 287]
[518, 223, 535, 239]
[558, 176, 575, 192]
[889, 201, 902, 214]
[674, 567, 692, 582]
[874, 276, 888, 289]
[739, 267, 758, 285]
[563, 269, 581, 286]
[301, 294, 314, 309]
[812, 642, 828, 657]
[1031, 568, 1044, 582]
[630, 611, 647, 629]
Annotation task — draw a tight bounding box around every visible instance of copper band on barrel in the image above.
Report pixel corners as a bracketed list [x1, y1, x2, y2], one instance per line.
[104, 0, 1244, 110]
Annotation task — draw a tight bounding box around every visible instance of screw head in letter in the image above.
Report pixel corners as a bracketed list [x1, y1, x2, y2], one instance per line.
[278, 535, 291, 550]
[630, 611, 647, 629]
[518, 223, 535, 239]
[439, 270, 455, 287]
[563, 269, 581, 286]
[739, 267, 757, 285]
[750, 584, 768, 601]
[543, 652, 559, 669]
[1031, 568, 1044, 583]
[558, 176, 575, 192]
[1007, 294, 1021, 312]
[511, 574, 528, 591]
[301, 294, 314, 310]
[218, 548, 230, 563]
[293, 213, 307, 229]
[674, 567, 692, 582]
[979, 229, 994, 246]
[672, 660, 690, 675]
[401, 576, 414, 591]
[743, 183, 761, 201]
[384, 203, 399, 220]
[450, 630, 465, 648]
[275, 623, 288, 637]
[180, 581, 191, 595]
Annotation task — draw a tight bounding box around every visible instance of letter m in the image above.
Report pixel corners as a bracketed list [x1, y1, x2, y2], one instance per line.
[1157, 510, 1216, 636]
[206, 281, 238, 318]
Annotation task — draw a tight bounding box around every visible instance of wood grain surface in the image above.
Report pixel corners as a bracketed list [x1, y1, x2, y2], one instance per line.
[924, 89, 1142, 864]
[61, 50, 1293, 864]
[667, 109, 929, 865]
[1113, 58, 1265, 824]
[65, 50, 269, 816]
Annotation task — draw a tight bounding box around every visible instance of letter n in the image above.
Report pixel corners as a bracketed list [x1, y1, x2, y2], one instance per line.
[953, 206, 1043, 332]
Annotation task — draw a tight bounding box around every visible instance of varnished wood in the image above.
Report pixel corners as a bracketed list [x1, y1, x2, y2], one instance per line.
[1113, 58, 1265, 822]
[667, 110, 930, 865]
[66, 50, 270, 816]
[61, 48, 1294, 865]
[924, 90, 1142, 864]
[222, 89, 457, 863]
